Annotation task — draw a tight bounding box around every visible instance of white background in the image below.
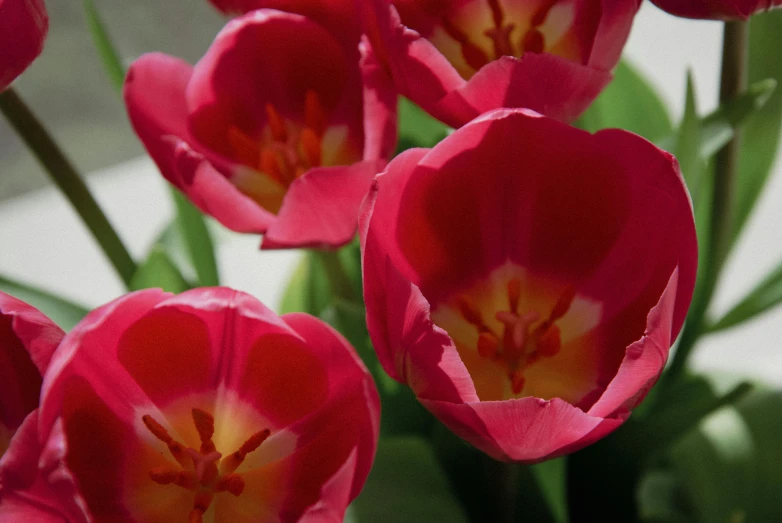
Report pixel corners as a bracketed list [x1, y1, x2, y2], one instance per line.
[1, 4, 781, 384]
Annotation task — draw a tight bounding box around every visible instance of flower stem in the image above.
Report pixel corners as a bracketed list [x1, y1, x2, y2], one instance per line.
[314, 249, 357, 303]
[665, 20, 749, 382]
[0, 87, 137, 287]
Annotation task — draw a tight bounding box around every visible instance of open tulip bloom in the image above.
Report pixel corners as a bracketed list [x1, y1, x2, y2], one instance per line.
[0, 288, 379, 522]
[361, 108, 698, 462]
[124, 8, 396, 250]
[359, 0, 640, 127]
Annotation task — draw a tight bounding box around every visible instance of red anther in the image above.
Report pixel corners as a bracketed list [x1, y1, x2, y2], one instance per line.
[221, 428, 271, 475]
[265, 103, 288, 142]
[192, 408, 216, 455]
[149, 467, 198, 490]
[299, 127, 322, 168]
[260, 149, 284, 183]
[510, 370, 526, 394]
[142, 415, 173, 444]
[143, 414, 190, 467]
[486, 0, 506, 28]
[239, 428, 271, 456]
[522, 29, 545, 54]
[190, 491, 214, 523]
[441, 17, 491, 72]
[304, 90, 328, 138]
[531, 0, 559, 27]
[507, 278, 521, 313]
[459, 300, 486, 329]
[550, 286, 576, 321]
[535, 325, 561, 357]
[216, 474, 246, 496]
[228, 126, 262, 168]
[477, 332, 500, 358]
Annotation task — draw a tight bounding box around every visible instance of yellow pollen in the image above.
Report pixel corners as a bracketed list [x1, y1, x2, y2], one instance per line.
[142, 408, 270, 520]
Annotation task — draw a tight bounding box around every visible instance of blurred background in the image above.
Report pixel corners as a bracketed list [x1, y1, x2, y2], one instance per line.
[1, 2, 781, 385]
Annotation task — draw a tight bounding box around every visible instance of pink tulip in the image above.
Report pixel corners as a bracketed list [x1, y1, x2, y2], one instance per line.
[206, 0, 362, 52]
[651, 0, 780, 20]
[0, 0, 48, 91]
[0, 293, 64, 522]
[1, 288, 379, 522]
[125, 10, 396, 249]
[358, 0, 640, 128]
[360, 108, 698, 462]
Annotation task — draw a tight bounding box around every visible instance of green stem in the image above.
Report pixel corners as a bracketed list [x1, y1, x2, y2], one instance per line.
[0, 88, 137, 287]
[314, 249, 357, 303]
[665, 20, 749, 382]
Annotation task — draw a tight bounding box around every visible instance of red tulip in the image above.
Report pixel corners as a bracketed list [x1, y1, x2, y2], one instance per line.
[358, 0, 640, 128]
[0, 293, 64, 522]
[0, 288, 379, 522]
[206, 0, 362, 51]
[0, 292, 63, 457]
[650, 0, 780, 20]
[360, 108, 697, 462]
[0, 0, 48, 91]
[125, 9, 396, 249]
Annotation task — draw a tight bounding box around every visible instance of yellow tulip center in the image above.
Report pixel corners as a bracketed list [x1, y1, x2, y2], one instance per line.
[426, 0, 581, 79]
[142, 408, 270, 523]
[431, 263, 602, 403]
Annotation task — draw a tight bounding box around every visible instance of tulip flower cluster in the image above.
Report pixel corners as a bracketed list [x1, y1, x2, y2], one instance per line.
[2, 0, 782, 520]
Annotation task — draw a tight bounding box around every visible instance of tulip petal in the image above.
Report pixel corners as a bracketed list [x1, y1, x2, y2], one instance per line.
[433, 54, 612, 127]
[0, 0, 48, 91]
[262, 161, 379, 249]
[422, 396, 625, 462]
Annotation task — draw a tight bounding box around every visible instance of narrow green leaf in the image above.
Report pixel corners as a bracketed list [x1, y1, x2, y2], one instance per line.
[350, 437, 469, 523]
[675, 72, 706, 201]
[732, 10, 782, 245]
[82, 0, 125, 92]
[576, 60, 673, 142]
[0, 274, 90, 330]
[709, 258, 782, 332]
[129, 247, 190, 293]
[172, 190, 219, 287]
[397, 97, 450, 152]
[278, 251, 330, 315]
[657, 78, 777, 158]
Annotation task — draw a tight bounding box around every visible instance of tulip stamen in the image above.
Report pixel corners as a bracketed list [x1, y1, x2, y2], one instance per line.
[457, 279, 576, 395]
[142, 409, 270, 519]
[441, 16, 491, 71]
[484, 0, 515, 58]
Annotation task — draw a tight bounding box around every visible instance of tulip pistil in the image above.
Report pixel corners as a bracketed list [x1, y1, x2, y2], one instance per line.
[142, 408, 271, 522]
[459, 279, 575, 394]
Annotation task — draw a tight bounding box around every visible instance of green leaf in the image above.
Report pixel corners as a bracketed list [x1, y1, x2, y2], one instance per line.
[278, 251, 330, 315]
[709, 257, 782, 332]
[129, 247, 190, 293]
[668, 391, 782, 523]
[0, 274, 90, 330]
[576, 60, 673, 142]
[732, 10, 782, 246]
[350, 437, 469, 523]
[82, 0, 125, 92]
[171, 190, 219, 287]
[657, 78, 776, 158]
[397, 97, 450, 152]
[674, 72, 706, 202]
